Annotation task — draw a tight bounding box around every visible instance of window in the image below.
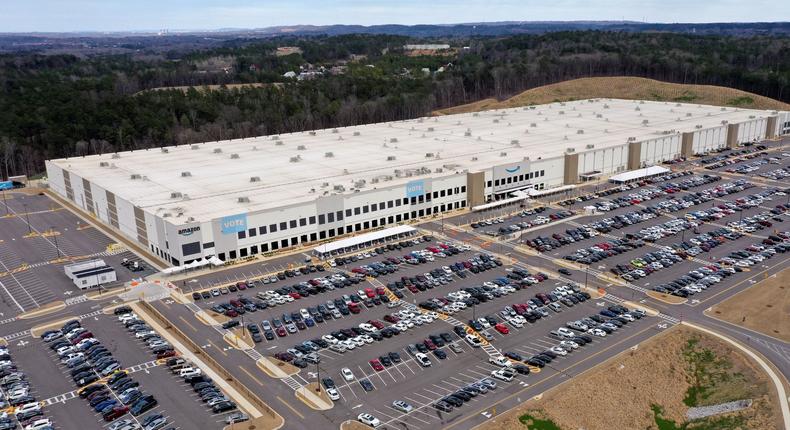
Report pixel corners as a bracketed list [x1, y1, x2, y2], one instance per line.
[388, 216, 394, 223]
[448, 188, 454, 196]
[218, 252, 226, 261]
[425, 193, 431, 202]
[396, 214, 402, 222]
[290, 237, 298, 246]
[318, 214, 326, 224]
[258, 226, 267, 235]
[299, 218, 307, 227]
[289, 220, 297, 229]
[269, 223, 277, 233]
[240, 248, 248, 257]
[378, 202, 385, 210]
[506, 177, 512, 184]
[309, 216, 316, 224]
[363, 205, 369, 213]
[261, 243, 269, 252]
[279, 222, 287, 230]
[529, 172, 534, 179]
[327, 212, 334, 222]
[410, 197, 416, 205]
[495, 179, 500, 186]
[354, 207, 361, 215]
[395, 199, 402, 207]
[229, 250, 237, 259]
[403, 212, 409, 220]
[248, 228, 257, 237]
[301, 235, 308, 243]
[280, 239, 288, 248]
[319, 231, 326, 239]
[418, 209, 425, 217]
[328, 228, 335, 237]
[182, 242, 200, 256]
[433, 191, 438, 198]
[371, 219, 378, 227]
[461, 185, 466, 192]
[370, 204, 377, 212]
[363, 221, 370, 229]
[440, 189, 446, 197]
[387, 200, 394, 208]
[487, 180, 492, 187]
[402, 198, 408, 205]
[345, 209, 352, 217]
[251, 245, 258, 254]
[237, 231, 246, 239]
[418, 195, 424, 204]
[336, 211, 343, 221]
[203, 242, 214, 249]
[540, 170, 545, 177]
[455, 187, 460, 193]
[310, 233, 317, 241]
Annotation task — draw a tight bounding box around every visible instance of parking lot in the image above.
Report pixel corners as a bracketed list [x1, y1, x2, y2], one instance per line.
[0, 192, 155, 317]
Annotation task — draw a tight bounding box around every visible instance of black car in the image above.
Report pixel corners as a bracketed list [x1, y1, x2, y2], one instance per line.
[433, 349, 447, 359]
[359, 379, 374, 392]
[321, 378, 335, 389]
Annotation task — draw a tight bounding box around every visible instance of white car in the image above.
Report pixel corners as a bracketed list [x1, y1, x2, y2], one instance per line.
[465, 333, 482, 347]
[588, 328, 607, 337]
[179, 367, 202, 378]
[341, 340, 356, 351]
[508, 317, 524, 328]
[15, 402, 41, 416]
[392, 400, 413, 413]
[559, 340, 579, 350]
[489, 355, 513, 367]
[341, 368, 355, 381]
[491, 368, 514, 382]
[24, 418, 52, 430]
[326, 387, 340, 401]
[322, 335, 338, 345]
[358, 323, 376, 333]
[300, 309, 311, 320]
[357, 413, 381, 427]
[549, 346, 568, 356]
[415, 353, 432, 367]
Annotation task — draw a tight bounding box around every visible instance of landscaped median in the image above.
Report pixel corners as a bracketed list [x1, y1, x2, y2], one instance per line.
[256, 357, 300, 378]
[295, 383, 334, 410]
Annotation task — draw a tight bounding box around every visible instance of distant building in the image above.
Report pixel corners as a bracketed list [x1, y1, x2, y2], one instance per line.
[403, 44, 450, 50]
[64, 259, 116, 290]
[283, 71, 297, 79]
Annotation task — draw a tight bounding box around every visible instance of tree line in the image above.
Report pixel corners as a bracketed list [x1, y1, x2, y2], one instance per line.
[0, 31, 788, 177]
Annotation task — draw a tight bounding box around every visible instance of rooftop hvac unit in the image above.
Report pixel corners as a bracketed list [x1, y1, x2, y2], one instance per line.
[187, 216, 195, 222]
[425, 153, 435, 158]
[181, 171, 191, 177]
[371, 178, 379, 184]
[331, 129, 339, 134]
[191, 145, 199, 150]
[325, 152, 334, 158]
[111, 153, 120, 159]
[566, 148, 575, 153]
[642, 119, 649, 125]
[530, 106, 537, 110]
[472, 112, 479, 117]
[464, 131, 472, 136]
[252, 146, 258, 151]
[161, 148, 169, 153]
[720, 107, 727, 111]
[577, 129, 584, 134]
[385, 175, 394, 181]
[493, 119, 500, 123]
[170, 192, 182, 199]
[627, 137, 636, 142]
[563, 135, 569, 140]
[511, 139, 519, 145]
[390, 138, 398, 143]
[435, 168, 443, 173]
[289, 155, 301, 162]
[99, 162, 109, 167]
[558, 111, 565, 115]
[471, 157, 478, 161]
[272, 135, 280, 140]
[297, 145, 306, 150]
[721, 120, 729, 125]
[687, 112, 693, 117]
[354, 180, 366, 188]
[695, 124, 703, 129]
[250, 176, 261, 182]
[130, 174, 142, 180]
[676, 103, 682, 107]
[309, 131, 316, 136]
[427, 127, 435, 132]
[499, 152, 507, 157]
[353, 131, 360, 136]
[603, 104, 610, 109]
[418, 118, 424, 123]
[635, 106, 641, 111]
[322, 182, 329, 188]
[213, 148, 222, 154]
[333, 184, 345, 191]
[387, 156, 396, 161]
[530, 123, 537, 127]
[275, 140, 284, 146]
[237, 197, 250, 203]
[162, 213, 171, 218]
[596, 114, 603, 118]
[749, 115, 756, 119]
[230, 153, 240, 159]
[585, 144, 594, 149]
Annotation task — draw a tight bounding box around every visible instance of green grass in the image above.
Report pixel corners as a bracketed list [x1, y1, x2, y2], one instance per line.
[652, 404, 747, 430]
[727, 96, 754, 106]
[681, 337, 752, 407]
[519, 413, 562, 430]
[672, 92, 698, 102]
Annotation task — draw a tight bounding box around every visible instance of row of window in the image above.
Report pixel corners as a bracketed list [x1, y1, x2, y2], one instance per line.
[487, 170, 545, 188]
[236, 185, 467, 240]
[218, 201, 465, 262]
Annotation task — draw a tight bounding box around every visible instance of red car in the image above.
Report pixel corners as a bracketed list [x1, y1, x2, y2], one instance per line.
[275, 327, 287, 337]
[423, 339, 437, 351]
[364, 288, 376, 298]
[494, 323, 509, 334]
[225, 309, 239, 318]
[383, 314, 399, 323]
[369, 359, 384, 371]
[407, 285, 419, 293]
[103, 405, 129, 422]
[375, 286, 386, 296]
[368, 320, 384, 329]
[289, 292, 301, 300]
[156, 350, 177, 359]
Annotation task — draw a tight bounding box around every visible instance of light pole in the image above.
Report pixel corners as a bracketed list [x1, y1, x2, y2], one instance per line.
[1, 189, 7, 216]
[52, 226, 60, 259]
[315, 362, 321, 393]
[22, 203, 31, 234]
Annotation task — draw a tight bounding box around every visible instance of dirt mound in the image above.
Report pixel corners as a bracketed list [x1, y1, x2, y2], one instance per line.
[434, 77, 790, 115]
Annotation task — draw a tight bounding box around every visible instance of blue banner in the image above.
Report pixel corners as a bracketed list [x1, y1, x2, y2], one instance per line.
[0, 181, 12, 191]
[405, 180, 425, 198]
[220, 213, 247, 235]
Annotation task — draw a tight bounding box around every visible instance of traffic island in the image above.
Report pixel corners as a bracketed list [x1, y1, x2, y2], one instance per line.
[340, 420, 371, 430]
[224, 328, 254, 350]
[17, 301, 66, 320]
[30, 316, 79, 337]
[646, 290, 688, 305]
[295, 383, 334, 410]
[256, 357, 300, 378]
[224, 415, 285, 430]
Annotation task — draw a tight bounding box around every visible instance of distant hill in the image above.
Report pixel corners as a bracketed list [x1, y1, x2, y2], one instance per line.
[433, 77, 790, 115]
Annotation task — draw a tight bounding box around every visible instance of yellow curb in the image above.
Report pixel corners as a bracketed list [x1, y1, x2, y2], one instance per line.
[223, 330, 254, 351]
[256, 357, 300, 378]
[30, 315, 77, 337]
[646, 290, 688, 305]
[295, 383, 334, 410]
[0, 339, 7, 347]
[18, 301, 66, 320]
[23, 232, 40, 238]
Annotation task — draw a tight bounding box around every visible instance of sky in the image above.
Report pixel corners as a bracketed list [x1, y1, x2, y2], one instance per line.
[2, 0, 787, 33]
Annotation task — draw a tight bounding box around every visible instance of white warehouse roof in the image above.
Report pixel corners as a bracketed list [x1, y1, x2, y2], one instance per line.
[47, 99, 777, 224]
[608, 165, 671, 183]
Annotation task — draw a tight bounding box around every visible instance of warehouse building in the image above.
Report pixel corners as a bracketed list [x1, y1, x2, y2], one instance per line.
[45, 99, 789, 266]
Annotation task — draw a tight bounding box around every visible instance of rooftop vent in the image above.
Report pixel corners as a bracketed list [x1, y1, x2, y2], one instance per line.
[566, 148, 575, 153]
[499, 152, 507, 157]
[331, 129, 339, 134]
[635, 106, 641, 111]
[642, 119, 649, 125]
[99, 162, 109, 167]
[213, 148, 222, 154]
[558, 111, 565, 115]
[237, 197, 250, 203]
[161, 148, 169, 153]
[425, 153, 435, 158]
[603, 104, 610, 109]
[464, 131, 472, 137]
[111, 153, 120, 159]
[748, 115, 756, 119]
[695, 124, 703, 129]
[390, 138, 398, 143]
[427, 127, 435, 132]
[162, 213, 171, 218]
[493, 119, 500, 123]
[585, 144, 594, 149]
[720, 107, 727, 111]
[181, 171, 191, 177]
[387, 156, 396, 161]
[130, 174, 142, 180]
[472, 113, 479, 117]
[530, 123, 537, 128]
[309, 131, 316, 136]
[170, 192, 183, 199]
[353, 131, 360, 136]
[297, 145, 306, 150]
[249, 176, 261, 183]
[687, 112, 693, 117]
[471, 157, 478, 161]
[577, 129, 584, 134]
[325, 152, 334, 158]
[230, 153, 240, 159]
[596, 114, 603, 118]
[333, 185, 345, 192]
[191, 145, 199, 150]
[290, 155, 301, 162]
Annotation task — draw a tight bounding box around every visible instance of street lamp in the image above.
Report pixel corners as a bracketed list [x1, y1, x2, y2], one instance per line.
[52, 227, 60, 259]
[1, 189, 7, 216]
[22, 203, 31, 234]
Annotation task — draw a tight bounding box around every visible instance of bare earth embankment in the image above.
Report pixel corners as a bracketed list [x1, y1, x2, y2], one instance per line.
[434, 77, 790, 115]
[484, 326, 780, 430]
[708, 268, 790, 343]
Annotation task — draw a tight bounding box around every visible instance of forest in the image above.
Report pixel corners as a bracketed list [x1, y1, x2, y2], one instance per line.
[0, 31, 788, 177]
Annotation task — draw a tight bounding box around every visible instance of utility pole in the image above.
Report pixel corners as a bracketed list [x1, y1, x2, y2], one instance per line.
[52, 226, 60, 259]
[315, 362, 321, 392]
